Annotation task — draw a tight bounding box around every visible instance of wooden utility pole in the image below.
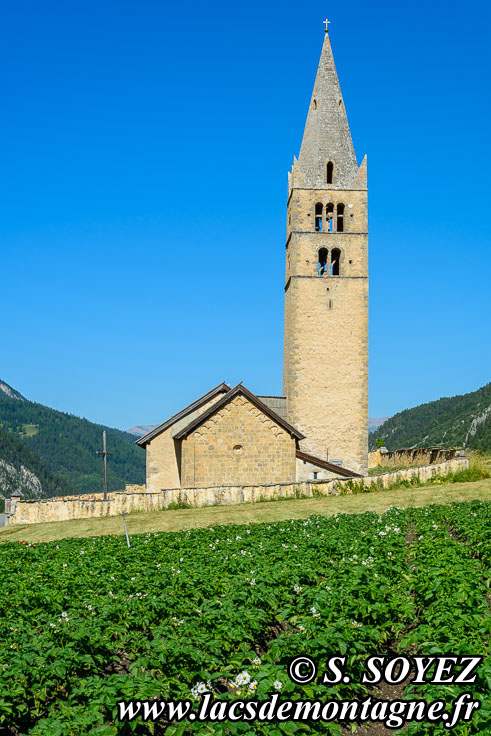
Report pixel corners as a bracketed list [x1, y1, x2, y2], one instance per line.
[96, 430, 113, 501]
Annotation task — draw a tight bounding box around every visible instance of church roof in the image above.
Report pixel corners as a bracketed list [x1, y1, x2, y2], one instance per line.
[296, 450, 362, 478]
[256, 396, 287, 421]
[297, 30, 358, 188]
[136, 382, 230, 447]
[173, 384, 305, 441]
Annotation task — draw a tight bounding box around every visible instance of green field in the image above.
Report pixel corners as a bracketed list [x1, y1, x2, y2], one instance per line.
[20, 424, 39, 437]
[0, 498, 489, 735]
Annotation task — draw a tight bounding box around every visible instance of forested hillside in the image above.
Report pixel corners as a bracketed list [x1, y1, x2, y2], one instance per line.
[0, 381, 145, 495]
[369, 383, 491, 451]
[0, 427, 72, 499]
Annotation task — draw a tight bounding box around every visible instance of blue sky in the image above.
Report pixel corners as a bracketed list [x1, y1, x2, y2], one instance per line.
[1, 0, 490, 430]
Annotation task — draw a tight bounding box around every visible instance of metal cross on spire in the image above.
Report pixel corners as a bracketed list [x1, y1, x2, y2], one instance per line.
[96, 430, 113, 501]
[323, 18, 330, 33]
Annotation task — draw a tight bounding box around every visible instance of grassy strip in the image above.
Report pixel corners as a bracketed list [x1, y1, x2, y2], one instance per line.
[343, 455, 489, 495]
[0, 479, 489, 544]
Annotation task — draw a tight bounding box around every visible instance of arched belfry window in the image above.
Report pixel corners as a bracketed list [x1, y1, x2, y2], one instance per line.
[315, 203, 323, 232]
[326, 203, 334, 232]
[326, 161, 334, 185]
[318, 248, 328, 276]
[336, 203, 345, 232]
[331, 248, 341, 276]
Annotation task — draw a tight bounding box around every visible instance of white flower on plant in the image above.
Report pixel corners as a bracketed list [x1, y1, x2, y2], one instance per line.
[250, 578, 256, 586]
[87, 604, 93, 610]
[191, 681, 211, 700]
[49, 623, 56, 628]
[298, 625, 306, 632]
[273, 680, 283, 691]
[252, 656, 261, 665]
[249, 680, 258, 691]
[293, 584, 302, 594]
[63, 563, 67, 568]
[235, 671, 251, 686]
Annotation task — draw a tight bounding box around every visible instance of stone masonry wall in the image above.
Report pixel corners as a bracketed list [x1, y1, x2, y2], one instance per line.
[145, 426, 181, 493]
[180, 395, 296, 488]
[145, 392, 224, 492]
[368, 447, 461, 469]
[6, 457, 468, 526]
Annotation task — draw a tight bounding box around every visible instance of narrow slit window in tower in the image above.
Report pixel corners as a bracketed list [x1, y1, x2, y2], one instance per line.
[315, 203, 323, 232]
[331, 248, 341, 276]
[318, 247, 328, 276]
[326, 161, 334, 184]
[336, 203, 345, 232]
[326, 203, 334, 232]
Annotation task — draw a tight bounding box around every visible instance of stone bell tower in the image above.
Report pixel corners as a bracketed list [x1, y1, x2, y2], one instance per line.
[283, 25, 368, 475]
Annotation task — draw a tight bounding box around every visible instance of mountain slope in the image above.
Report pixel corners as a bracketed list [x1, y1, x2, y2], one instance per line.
[0, 426, 73, 499]
[369, 383, 491, 451]
[126, 424, 157, 438]
[0, 381, 145, 494]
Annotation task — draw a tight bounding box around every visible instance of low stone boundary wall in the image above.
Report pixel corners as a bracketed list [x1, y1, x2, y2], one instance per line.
[368, 447, 462, 469]
[6, 457, 469, 526]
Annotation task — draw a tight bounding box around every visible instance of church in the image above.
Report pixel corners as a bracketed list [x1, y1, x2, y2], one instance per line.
[137, 26, 368, 492]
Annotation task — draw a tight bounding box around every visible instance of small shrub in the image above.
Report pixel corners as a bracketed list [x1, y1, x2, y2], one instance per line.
[166, 499, 192, 510]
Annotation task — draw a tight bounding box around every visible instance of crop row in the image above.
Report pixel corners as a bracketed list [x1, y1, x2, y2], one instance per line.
[400, 504, 490, 735]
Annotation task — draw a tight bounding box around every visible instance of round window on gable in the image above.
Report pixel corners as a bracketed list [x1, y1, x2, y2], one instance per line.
[233, 444, 243, 455]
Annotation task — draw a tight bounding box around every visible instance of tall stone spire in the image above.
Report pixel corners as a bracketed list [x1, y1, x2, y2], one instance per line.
[296, 31, 358, 189]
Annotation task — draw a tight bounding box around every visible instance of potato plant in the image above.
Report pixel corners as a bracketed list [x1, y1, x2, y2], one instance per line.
[0, 501, 489, 735]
